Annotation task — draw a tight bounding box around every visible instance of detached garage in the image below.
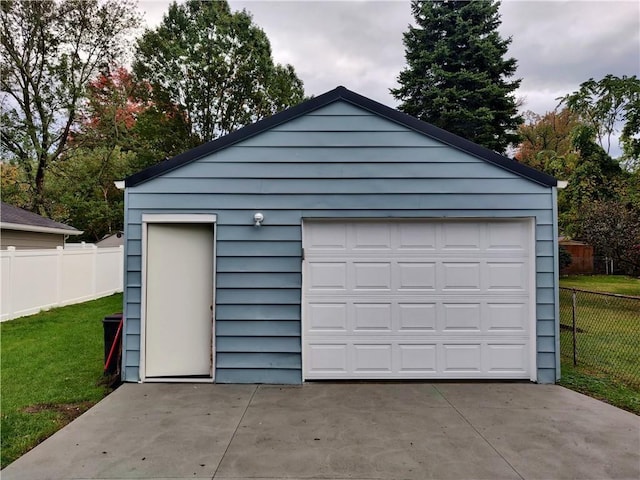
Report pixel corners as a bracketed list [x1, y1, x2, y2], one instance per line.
[122, 86, 559, 385]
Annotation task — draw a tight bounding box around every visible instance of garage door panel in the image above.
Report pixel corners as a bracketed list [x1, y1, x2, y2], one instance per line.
[398, 303, 437, 330]
[486, 344, 528, 373]
[352, 223, 392, 250]
[442, 303, 481, 331]
[397, 223, 437, 250]
[486, 303, 528, 331]
[307, 303, 347, 331]
[308, 344, 348, 374]
[304, 340, 530, 379]
[397, 262, 436, 290]
[442, 262, 481, 290]
[486, 262, 527, 291]
[306, 297, 529, 335]
[354, 303, 392, 330]
[487, 222, 529, 251]
[441, 223, 482, 250]
[399, 344, 437, 372]
[303, 220, 533, 380]
[353, 344, 392, 372]
[353, 262, 391, 290]
[307, 262, 347, 290]
[442, 344, 482, 372]
[306, 223, 347, 251]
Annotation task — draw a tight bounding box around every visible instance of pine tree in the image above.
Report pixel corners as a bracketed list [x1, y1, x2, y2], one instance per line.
[392, 0, 521, 153]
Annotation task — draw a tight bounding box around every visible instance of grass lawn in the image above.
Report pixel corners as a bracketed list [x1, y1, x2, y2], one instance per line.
[558, 275, 640, 414]
[558, 361, 640, 415]
[1, 294, 123, 468]
[559, 274, 640, 296]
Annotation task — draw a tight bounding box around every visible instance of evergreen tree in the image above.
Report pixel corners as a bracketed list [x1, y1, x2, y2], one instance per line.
[392, 0, 521, 153]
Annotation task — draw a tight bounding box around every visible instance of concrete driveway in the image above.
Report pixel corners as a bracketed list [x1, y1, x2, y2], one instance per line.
[2, 383, 638, 480]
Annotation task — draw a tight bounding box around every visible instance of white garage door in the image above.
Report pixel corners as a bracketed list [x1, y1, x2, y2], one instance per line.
[302, 220, 534, 380]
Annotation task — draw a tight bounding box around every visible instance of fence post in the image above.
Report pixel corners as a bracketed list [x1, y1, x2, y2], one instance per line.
[5, 246, 16, 321]
[118, 245, 124, 291]
[91, 244, 98, 298]
[56, 246, 64, 307]
[572, 289, 577, 366]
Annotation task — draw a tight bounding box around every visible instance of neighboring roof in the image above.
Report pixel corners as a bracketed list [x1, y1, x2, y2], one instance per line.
[0, 202, 82, 236]
[96, 231, 124, 247]
[126, 86, 557, 188]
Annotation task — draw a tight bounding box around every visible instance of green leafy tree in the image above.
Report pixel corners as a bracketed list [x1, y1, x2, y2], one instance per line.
[133, 0, 305, 143]
[558, 245, 572, 270]
[46, 146, 135, 241]
[0, 0, 141, 215]
[559, 126, 625, 236]
[560, 74, 640, 170]
[392, 0, 521, 153]
[575, 200, 640, 276]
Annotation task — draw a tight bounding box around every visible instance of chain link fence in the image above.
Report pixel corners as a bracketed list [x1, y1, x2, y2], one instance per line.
[559, 287, 640, 388]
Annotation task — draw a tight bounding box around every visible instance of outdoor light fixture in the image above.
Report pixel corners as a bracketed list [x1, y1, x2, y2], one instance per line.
[253, 212, 264, 228]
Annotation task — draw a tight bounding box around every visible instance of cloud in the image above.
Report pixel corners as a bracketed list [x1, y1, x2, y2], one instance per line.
[499, 0, 640, 112]
[139, 0, 640, 117]
[229, 0, 410, 104]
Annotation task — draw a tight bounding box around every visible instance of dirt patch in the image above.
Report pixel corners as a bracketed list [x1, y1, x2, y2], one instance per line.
[560, 323, 586, 333]
[22, 401, 95, 424]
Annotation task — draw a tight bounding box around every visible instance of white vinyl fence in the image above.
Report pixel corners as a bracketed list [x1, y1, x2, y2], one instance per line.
[1, 245, 123, 321]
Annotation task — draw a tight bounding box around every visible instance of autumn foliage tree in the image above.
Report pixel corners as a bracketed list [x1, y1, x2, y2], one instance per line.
[0, 0, 140, 215]
[79, 66, 193, 168]
[80, 67, 153, 144]
[515, 109, 581, 178]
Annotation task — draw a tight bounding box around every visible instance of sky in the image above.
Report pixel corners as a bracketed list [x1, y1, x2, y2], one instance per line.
[137, 0, 639, 137]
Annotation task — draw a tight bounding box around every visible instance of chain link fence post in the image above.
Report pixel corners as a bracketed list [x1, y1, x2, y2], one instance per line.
[572, 289, 577, 366]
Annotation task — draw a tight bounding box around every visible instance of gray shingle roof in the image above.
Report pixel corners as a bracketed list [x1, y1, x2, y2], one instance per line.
[0, 202, 81, 233]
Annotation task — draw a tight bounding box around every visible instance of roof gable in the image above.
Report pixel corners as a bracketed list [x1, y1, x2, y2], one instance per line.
[126, 86, 556, 187]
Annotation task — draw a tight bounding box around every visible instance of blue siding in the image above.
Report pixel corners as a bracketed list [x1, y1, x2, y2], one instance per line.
[133, 161, 520, 179]
[216, 320, 300, 336]
[216, 305, 300, 320]
[123, 100, 558, 384]
[217, 256, 301, 273]
[215, 368, 301, 384]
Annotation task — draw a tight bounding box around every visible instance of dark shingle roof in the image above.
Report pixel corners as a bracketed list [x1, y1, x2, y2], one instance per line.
[0, 202, 81, 234]
[126, 85, 557, 188]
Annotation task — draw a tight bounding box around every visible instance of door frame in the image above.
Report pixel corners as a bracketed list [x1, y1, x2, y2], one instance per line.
[139, 213, 217, 383]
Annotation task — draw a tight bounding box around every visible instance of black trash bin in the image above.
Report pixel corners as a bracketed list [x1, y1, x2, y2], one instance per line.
[103, 313, 123, 375]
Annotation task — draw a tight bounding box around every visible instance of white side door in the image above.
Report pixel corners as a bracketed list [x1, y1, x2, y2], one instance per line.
[144, 222, 214, 378]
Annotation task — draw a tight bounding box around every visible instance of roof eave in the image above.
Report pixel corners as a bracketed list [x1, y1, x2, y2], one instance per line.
[0, 222, 83, 236]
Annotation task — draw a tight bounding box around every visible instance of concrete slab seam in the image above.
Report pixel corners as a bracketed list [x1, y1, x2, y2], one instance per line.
[432, 384, 525, 480]
[212, 385, 259, 479]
